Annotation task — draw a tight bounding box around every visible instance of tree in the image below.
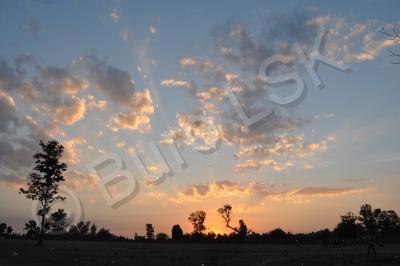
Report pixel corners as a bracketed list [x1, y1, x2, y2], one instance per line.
[0, 223, 6, 237]
[20, 140, 67, 245]
[238, 219, 250, 241]
[359, 204, 380, 234]
[156, 232, 169, 241]
[76, 221, 91, 236]
[6, 226, 13, 236]
[217, 204, 250, 241]
[171, 224, 184, 240]
[188, 210, 206, 235]
[90, 223, 97, 236]
[48, 208, 67, 233]
[145, 224, 155, 240]
[95, 228, 114, 241]
[334, 212, 358, 240]
[377, 210, 400, 235]
[24, 220, 40, 239]
[380, 25, 400, 64]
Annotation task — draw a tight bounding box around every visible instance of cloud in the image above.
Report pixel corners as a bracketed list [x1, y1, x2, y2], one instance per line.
[291, 186, 369, 197]
[110, 89, 154, 131]
[120, 28, 129, 41]
[85, 95, 107, 111]
[64, 170, 99, 191]
[160, 79, 196, 93]
[78, 55, 155, 131]
[149, 25, 158, 35]
[171, 180, 277, 204]
[51, 97, 86, 125]
[110, 9, 120, 23]
[309, 16, 399, 63]
[63, 136, 87, 165]
[171, 180, 371, 206]
[38, 65, 89, 94]
[20, 19, 43, 37]
[162, 10, 376, 172]
[0, 91, 19, 133]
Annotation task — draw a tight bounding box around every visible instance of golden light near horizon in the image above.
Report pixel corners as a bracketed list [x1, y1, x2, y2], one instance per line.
[0, 0, 399, 247]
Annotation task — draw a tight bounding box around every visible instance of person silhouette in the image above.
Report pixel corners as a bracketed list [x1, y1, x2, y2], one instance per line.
[367, 233, 377, 258]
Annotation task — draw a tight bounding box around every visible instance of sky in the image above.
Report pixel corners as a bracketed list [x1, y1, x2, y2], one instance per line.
[0, 0, 400, 237]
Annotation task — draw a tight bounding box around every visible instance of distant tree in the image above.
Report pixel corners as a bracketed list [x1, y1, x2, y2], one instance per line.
[359, 204, 380, 234]
[89, 223, 97, 236]
[0, 223, 6, 237]
[217, 204, 250, 241]
[134, 232, 146, 241]
[145, 224, 155, 240]
[171, 224, 184, 240]
[334, 212, 358, 240]
[24, 220, 40, 239]
[377, 210, 400, 235]
[95, 227, 114, 241]
[19, 140, 68, 245]
[156, 232, 169, 241]
[48, 208, 67, 233]
[238, 220, 250, 241]
[76, 221, 91, 236]
[188, 211, 206, 235]
[6, 226, 13, 236]
[268, 228, 287, 242]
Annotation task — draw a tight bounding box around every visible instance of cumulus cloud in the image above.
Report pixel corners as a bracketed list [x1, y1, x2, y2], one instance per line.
[0, 91, 19, 133]
[162, 10, 383, 172]
[78, 55, 155, 131]
[63, 136, 87, 165]
[110, 89, 154, 131]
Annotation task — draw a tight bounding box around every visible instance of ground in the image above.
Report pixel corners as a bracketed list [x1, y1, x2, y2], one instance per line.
[0, 240, 399, 265]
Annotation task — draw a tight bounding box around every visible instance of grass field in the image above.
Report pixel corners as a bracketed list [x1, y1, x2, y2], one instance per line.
[0, 240, 399, 265]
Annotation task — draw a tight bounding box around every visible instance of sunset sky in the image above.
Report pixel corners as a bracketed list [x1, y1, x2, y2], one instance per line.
[1, 0, 400, 237]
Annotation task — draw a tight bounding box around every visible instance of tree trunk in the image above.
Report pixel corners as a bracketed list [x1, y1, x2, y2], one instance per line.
[38, 212, 45, 245]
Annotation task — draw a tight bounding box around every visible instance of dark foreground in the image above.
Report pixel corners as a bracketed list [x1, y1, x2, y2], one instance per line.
[0, 240, 400, 266]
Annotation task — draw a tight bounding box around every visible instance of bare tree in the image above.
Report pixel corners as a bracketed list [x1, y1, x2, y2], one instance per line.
[380, 25, 400, 64]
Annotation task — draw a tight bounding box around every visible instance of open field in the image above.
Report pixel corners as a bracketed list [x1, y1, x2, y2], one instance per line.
[0, 240, 399, 266]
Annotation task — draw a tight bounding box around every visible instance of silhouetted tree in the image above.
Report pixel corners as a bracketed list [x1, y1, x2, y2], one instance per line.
[6, 226, 13, 236]
[171, 224, 184, 240]
[95, 227, 114, 241]
[0, 223, 6, 237]
[20, 140, 67, 245]
[238, 219, 250, 241]
[268, 228, 287, 242]
[145, 224, 155, 240]
[359, 204, 380, 234]
[334, 212, 357, 240]
[76, 221, 91, 236]
[188, 210, 206, 235]
[217, 204, 250, 242]
[48, 208, 67, 233]
[89, 223, 97, 236]
[24, 220, 40, 239]
[377, 210, 400, 236]
[156, 232, 169, 241]
[380, 25, 400, 64]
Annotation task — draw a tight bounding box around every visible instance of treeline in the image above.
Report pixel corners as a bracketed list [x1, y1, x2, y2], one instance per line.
[3, 203, 399, 244]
